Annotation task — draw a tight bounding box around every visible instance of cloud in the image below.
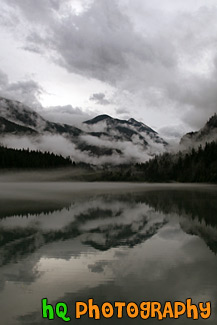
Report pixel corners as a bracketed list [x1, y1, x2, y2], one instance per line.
[0, 70, 8, 86]
[39, 104, 95, 127]
[79, 131, 165, 164]
[1, 0, 217, 129]
[0, 69, 43, 108]
[18, 0, 174, 85]
[115, 107, 130, 115]
[1, 128, 164, 165]
[158, 125, 188, 142]
[1, 0, 175, 86]
[89, 93, 110, 105]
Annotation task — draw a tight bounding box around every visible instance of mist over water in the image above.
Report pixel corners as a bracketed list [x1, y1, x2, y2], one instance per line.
[0, 183, 217, 324]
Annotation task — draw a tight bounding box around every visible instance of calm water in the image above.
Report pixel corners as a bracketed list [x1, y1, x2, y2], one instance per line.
[0, 183, 217, 324]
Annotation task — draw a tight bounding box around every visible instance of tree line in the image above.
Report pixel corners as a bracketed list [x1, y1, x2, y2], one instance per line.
[1, 141, 217, 182]
[136, 141, 217, 183]
[0, 145, 74, 169]
[99, 141, 217, 183]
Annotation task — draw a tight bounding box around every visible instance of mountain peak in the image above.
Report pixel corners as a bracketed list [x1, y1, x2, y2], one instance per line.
[83, 114, 167, 147]
[84, 114, 112, 125]
[128, 118, 137, 123]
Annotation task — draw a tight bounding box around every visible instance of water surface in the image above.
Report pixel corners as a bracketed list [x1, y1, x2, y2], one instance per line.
[0, 183, 217, 324]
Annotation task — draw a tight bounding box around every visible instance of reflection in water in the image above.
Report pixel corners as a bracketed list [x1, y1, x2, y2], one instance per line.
[0, 185, 217, 324]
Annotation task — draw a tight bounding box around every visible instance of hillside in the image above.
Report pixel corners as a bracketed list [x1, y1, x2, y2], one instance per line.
[96, 141, 217, 183]
[0, 145, 73, 169]
[181, 114, 217, 148]
[0, 97, 167, 164]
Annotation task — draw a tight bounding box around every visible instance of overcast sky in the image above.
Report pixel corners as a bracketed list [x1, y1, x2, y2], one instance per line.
[0, 0, 217, 138]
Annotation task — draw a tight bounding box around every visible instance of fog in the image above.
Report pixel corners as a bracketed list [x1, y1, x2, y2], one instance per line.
[0, 128, 166, 165]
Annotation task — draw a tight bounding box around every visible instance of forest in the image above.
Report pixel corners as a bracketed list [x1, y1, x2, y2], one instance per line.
[0, 141, 217, 183]
[100, 141, 217, 183]
[0, 145, 73, 169]
[138, 141, 217, 183]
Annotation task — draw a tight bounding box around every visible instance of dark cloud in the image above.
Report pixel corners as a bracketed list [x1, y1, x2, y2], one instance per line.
[1, 0, 217, 129]
[0, 69, 43, 108]
[89, 92, 110, 105]
[3, 0, 175, 83]
[158, 126, 186, 139]
[158, 125, 188, 145]
[115, 107, 129, 115]
[0, 70, 8, 86]
[5, 0, 63, 23]
[40, 104, 96, 126]
[88, 260, 108, 273]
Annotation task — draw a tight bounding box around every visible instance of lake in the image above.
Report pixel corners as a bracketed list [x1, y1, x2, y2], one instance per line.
[0, 182, 217, 324]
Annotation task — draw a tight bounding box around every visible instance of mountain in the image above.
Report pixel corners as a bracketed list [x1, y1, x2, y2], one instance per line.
[180, 114, 217, 148]
[0, 96, 167, 164]
[0, 116, 38, 135]
[84, 114, 167, 146]
[0, 97, 82, 138]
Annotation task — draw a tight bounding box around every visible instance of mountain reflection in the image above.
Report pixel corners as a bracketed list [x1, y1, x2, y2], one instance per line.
[0, 195, 167, 266]
[1, 186, 217, 325]
[140, 189, 217, 254]
[1, 189, 217, 266]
